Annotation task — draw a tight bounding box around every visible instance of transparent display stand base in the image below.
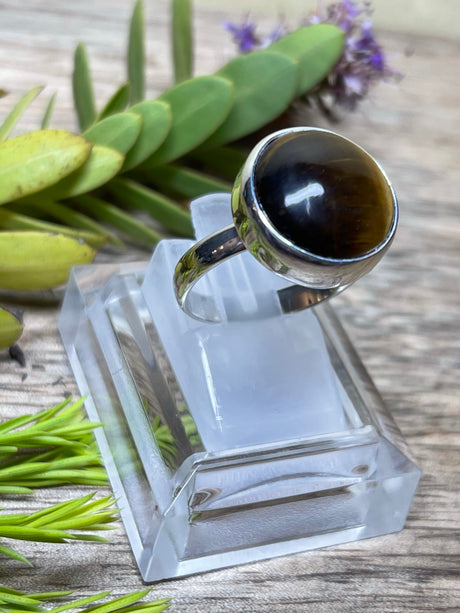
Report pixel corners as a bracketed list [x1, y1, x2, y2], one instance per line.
[59, 194, 420, 582]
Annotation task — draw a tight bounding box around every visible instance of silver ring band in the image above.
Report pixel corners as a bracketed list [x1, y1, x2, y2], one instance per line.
[173, 127, 398, 323]
[174, 224, 340, 322]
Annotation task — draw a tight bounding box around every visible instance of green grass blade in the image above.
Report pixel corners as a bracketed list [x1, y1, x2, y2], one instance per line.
[73, 195, 162, 247]
[46, 592, 112, 613]
[0, 486, 33, 495]
[98, 83, 131, 120]
[108, 177, 193, 236]
[82, 590, 151, 613]
[172, 0, 193, 84]
[121, 101, 171, 171]
[84, 113, 141, 155]
[142, 75, 234, 166]
[147, 164, 231, 199]
[40, 91, 57, 129]
[0, 86, 43, 142]
[73, 43, 97, 131]
[0, 544, 31, 565]
[127, 0, 145, 104]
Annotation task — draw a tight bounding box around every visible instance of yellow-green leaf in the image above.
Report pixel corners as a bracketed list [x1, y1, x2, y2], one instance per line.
[268, 24, 344, 95]
[0, 306, 23, 349]
[84, 112, 141, 154]
[40, 145, 124, 199]
[0, 231, 96, 290]
[143, 75, 234, 166]
[122, 100, 171, 171]
[0, 130, 92, 205]
[204, 51, 298, 147]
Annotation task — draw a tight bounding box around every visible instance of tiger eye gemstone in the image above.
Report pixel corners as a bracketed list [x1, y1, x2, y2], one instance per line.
[254, 130, 395, 259]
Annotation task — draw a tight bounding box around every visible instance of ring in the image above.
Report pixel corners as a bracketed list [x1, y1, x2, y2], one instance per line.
[174, 127, 398, 322]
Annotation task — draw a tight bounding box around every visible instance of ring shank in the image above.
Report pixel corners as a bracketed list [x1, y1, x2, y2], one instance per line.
[173, 225, 340, 322]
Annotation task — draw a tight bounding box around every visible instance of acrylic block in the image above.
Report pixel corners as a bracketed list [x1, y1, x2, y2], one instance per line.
[59, 194, 420, 582]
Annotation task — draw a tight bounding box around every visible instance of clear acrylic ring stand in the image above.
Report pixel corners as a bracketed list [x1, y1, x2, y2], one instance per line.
[59, 193, 420, 582]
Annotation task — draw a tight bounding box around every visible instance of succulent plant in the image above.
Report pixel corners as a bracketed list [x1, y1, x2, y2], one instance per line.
[0, 0, 344, 350]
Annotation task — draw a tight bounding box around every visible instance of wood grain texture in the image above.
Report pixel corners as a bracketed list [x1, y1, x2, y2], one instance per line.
[0, 1, 459, 611]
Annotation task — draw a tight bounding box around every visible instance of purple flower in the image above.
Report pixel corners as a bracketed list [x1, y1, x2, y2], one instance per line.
[222, 19, 259, 54]
[223, 1, 396, 113]
[307, 1, 395, 110]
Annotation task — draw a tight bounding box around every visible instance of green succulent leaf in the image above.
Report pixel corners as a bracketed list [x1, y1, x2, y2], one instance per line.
[39, 145, 124, 199]
[0, 208, 108, 249]
[84, 112, 141, 154]
[73, 194, 162, 246]
[143, 75, 234, 166]
[128, 0, 145, 104]
[26, 200, 123, 246]
[0, 130, 92, 205]
[148, 164, 231, 199]
[0, 86, 43, 141]
[268, 24, 344, 95]
[122, 100, 172, 171]
[190, 145, 247, 181]
[0, 306, 23, 350]
[172, 0, 193, 84]
[203, 51, 298, 147]
[98, 83, 131, 120]
[108, 177, 193, 236]
[73, 43, 97, 131]
[40, 91, 57, 129]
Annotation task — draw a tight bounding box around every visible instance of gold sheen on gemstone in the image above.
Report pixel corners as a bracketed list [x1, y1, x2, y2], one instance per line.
[254, 130, 395, 260]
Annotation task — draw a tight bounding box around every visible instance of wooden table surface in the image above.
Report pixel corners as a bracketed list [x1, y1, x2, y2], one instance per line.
[1, 1, 459, 611]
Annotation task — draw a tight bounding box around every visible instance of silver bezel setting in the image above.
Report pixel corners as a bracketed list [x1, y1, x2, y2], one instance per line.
[232, 127, 399, 290]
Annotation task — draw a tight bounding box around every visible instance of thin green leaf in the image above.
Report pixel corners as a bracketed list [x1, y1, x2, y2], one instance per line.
[46, 592, 112, 613]
[147, 164, 231, 199]
[269, 24, 344, 95]
[108, 177, 193, 236]
[0, 209, 107, 249]
[127, 0, 145, 104]
[172, 0, 193, 84]
[84, 113, 141, 155]
[98, 83, 131, 120]
[0, 544, 31, 565]
[40, 92, 57, 129]
[0, 130, 92, 205]
[143, 75, 234, 166]
[189, 145, 247, 181]
[0, 526, 69, 542]
[0, 486, 33, 495]
[122, 101, 171, 171]
[83, 590, 151, 613]
[73, 195, 162, 247]
[73, 43, 97, 131]
[36, 145, 124, 200]
[0, 86, 43, 142]
[26, 200, 123, 246]
[203, 51, 298, 147]
[0, 593, 40, 608]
